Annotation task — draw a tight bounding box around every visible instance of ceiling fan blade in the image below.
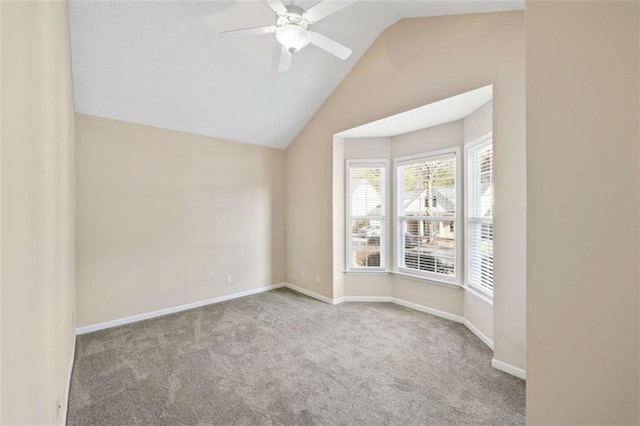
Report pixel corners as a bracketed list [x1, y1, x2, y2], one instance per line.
[265, 0, 288, 15]
[308, 31, 352, 60]
[278, 46, 292, 72]
[304, 0, 358, 23]
[219, 25, 276, 38]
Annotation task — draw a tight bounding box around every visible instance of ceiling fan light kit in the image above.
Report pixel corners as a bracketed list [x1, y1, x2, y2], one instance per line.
[276, 26, 309, 53]
[219, 0, 357, 72]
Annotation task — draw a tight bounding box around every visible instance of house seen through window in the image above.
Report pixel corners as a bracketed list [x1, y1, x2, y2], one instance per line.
[396, 149, 459, 282]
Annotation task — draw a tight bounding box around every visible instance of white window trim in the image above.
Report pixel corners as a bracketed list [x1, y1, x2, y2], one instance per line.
[464, 132, 494, 299]
[467, 285, 494, 305]
[393, 147, 462, 285]
[345, 159, 389, 273]
[342, 270, 389, 276]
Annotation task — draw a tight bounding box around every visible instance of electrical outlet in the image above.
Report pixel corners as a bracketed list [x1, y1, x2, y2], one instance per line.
[315, 275, 320, 284]
[226, 275, 232, 285]
[301, 272, 305, 279]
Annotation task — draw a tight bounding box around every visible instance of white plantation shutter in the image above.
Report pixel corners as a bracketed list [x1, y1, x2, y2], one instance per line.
[346, 161, 386, 270]
[466, 137, 494, 296]
[396, 149, 459, 281]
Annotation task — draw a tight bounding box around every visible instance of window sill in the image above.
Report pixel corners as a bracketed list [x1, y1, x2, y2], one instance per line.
[465, 286, 494, 306]
[391, 271, 462, 289]
[342, 270, 389, 276]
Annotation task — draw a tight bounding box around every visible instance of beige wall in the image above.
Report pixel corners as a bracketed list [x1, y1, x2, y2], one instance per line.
[287, 11, 525, 368]
[343, 137, 391, 159]
[464, 101, 492, 143]
[391, 121, 464, 157]
[1, 5, 4, 420]
[526, 1, 639, 423]
[0, 1, 76, 424]
[75, 115, 286, 327]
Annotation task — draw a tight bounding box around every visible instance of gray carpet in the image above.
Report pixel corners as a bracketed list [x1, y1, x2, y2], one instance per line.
[68, 288, 525, 425]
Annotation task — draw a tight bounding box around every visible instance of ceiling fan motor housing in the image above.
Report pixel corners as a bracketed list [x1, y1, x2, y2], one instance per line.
[277, 4, 307, 26]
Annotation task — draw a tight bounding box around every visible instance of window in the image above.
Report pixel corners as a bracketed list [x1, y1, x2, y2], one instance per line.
[346, 160, 387, 271]
[465, 135, 494, 297]
[395, 148, 460, 283]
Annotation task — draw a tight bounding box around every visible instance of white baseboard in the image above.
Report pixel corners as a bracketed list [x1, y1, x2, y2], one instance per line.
[491, 358, 526, 380]
[61, 332, 76, 425]
[337, 295, 496, 351]
[390, 299, 499, 365]
[463, 319, 494, 350]
[338, 295, 465, 325]
[329, 294, 514, 376]
[283, 282, 335, 305]
[342, 296, 392, 303]
[391, 297, 464, 324]
[76, 283, 287, 334]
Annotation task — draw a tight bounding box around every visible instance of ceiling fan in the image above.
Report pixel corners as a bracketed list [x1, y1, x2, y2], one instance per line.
[219, 0, 358, 72]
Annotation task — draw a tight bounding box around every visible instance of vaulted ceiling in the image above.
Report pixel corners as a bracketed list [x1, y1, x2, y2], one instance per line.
[68, 0, 523, 149]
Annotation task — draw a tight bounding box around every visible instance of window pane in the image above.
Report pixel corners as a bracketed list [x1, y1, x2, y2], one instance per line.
[402, 219, 455, 276]
[398, 156, 456, 218]
[473, 144, 493, 218]
[351, 220, 382, 268]
[350, 166, 383, 217]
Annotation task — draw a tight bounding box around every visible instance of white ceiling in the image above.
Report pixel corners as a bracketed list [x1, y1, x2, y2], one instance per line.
[338, 85, 493, 138]
[68, 0, 523, 149]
